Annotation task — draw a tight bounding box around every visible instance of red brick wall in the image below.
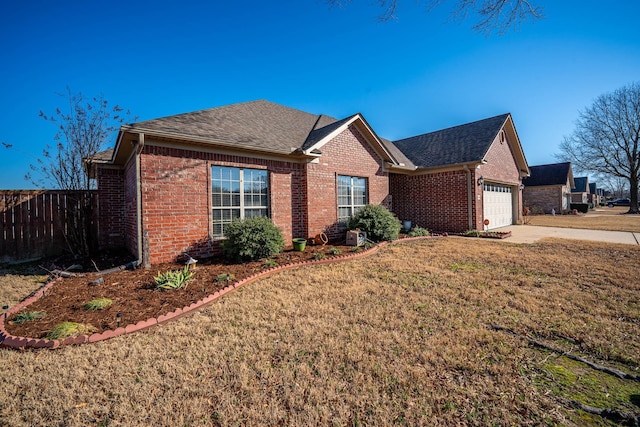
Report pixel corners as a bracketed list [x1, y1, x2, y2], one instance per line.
[523, 186, 566, 214]
[305, 125, 389, 240]
[479, 133, 522, 183]
[389, 170, 470, 233]
[96, 168, 125, 249]
[138, 144, 304, 264]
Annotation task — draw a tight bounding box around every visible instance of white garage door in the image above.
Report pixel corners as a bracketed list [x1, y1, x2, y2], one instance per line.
[483, 184, 513, 229]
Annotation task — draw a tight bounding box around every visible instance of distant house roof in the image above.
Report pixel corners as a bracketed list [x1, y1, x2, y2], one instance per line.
[391, 113, 528, 175]
[523, 162, 574, 187]
[572, 176, 589, 193]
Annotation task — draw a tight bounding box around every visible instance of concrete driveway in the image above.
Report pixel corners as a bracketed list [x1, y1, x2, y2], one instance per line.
[498, 225, 640, 245]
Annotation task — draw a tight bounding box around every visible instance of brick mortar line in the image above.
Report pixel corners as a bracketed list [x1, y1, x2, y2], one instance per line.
[0, 236, 442, 350]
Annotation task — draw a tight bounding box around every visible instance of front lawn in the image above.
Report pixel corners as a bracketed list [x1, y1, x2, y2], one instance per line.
[1, 238, 639, 426]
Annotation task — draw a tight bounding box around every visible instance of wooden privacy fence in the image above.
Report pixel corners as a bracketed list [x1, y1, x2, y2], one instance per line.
[0, 190, 97, 263]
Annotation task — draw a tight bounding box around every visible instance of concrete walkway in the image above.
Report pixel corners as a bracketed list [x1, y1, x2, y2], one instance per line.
[497, 225, 640, 245]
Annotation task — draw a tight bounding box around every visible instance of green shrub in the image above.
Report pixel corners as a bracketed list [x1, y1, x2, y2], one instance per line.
[84, 298, 113, 310]
[221, 217, 285, 261]
[312, 253, 327, 260]
[328, 247, 341, 255]
[348, 204, 401, 242]
[155, 266, 193, 290]
[464, 230, 482, 237]
[408, 226, 430, 237]
[12, 311, 46, 324]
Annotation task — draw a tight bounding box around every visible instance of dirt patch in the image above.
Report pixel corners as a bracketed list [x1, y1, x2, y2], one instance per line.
[5, 244, 355, 339]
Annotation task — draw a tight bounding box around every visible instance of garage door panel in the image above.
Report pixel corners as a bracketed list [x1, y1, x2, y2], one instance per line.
[483, 184, 513, 229]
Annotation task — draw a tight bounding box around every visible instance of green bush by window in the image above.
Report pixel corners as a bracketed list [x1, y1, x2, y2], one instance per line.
[348, 204, 401, 242]
[221, 217, 285, 261]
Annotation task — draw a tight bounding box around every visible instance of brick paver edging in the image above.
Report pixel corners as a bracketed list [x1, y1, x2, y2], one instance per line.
[0, 236, 442, 350]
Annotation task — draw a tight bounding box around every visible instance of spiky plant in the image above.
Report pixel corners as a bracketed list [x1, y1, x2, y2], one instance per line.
[45, 322, 96, 340]
[83, 297, 113, 311]
[12, 311, 46, 324]
[154, 266, 193, 290]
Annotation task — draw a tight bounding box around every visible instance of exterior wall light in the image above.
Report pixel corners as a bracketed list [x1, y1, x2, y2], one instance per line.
[477, 176, 484, 186]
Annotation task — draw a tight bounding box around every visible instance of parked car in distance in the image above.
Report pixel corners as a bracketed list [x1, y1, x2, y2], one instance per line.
[607, 198, 631, 207]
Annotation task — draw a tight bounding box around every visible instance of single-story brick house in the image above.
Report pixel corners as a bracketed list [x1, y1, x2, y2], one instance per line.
[91, 100, 529, 264]
[523, 162, 574, 214]
[571, 176, 590, 204]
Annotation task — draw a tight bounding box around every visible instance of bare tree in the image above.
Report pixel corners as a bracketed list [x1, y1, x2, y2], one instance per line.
[326, 0, 544, 34]
[28, 88, 135, 256]
[558, 82, 640, 214]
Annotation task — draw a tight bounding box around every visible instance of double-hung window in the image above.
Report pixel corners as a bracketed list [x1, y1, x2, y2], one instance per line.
[211, 166, 268, 238]
[337, 175, 367, 223]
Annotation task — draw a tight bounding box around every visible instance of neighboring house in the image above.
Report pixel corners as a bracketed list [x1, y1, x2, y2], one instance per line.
[571, 177, 590, 204]
[91, 100, 529, 264]
[388, 114, 529, 232]
[522, 162, 574, 214]
[588, 182, 601, 207]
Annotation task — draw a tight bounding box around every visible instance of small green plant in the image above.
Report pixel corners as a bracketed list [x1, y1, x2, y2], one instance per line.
[12, 311, 46, 324]
[464, 229, 482, 237]
[408, 226, 430, 237]
[216, 273, 236, 282]
[328, 247, 341, 255]
[154, 265, 193, 290]
[83, 297, 113, 311]
[350, 246, 362, 253]
[348, 204, 401, 242]
[363, 241, 374, 249]
[312, 252, 327, 260]
[221, 217, 285, 261]
[264, 259, 278, 268]
[45, 322, 96, 340]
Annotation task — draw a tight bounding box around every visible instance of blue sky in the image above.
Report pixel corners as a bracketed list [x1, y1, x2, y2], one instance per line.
[1, 1, 639, 189]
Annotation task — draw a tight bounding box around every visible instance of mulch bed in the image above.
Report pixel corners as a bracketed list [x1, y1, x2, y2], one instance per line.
[5, 243, 356, 339]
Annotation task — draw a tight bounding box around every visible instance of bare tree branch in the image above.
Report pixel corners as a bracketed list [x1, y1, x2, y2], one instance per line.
[25, 88, 136, 256]
[325, 0, 544, 33]
[558, 81, 640, 214]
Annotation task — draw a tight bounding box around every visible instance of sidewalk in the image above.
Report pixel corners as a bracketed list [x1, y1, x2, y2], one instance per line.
[498, 225, 640, 245]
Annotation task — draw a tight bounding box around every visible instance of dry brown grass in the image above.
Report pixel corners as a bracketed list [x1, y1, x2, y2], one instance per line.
[0, 269, 47, 307]
[1, 238, 639, 426]
[527, 206, 640, 232]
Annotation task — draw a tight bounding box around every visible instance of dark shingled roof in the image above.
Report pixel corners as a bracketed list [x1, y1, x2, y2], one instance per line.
[523, 162, 572, 186]
[391, 114, 510, 168]
[572, 176, 588, 193]
[589, 182, 596, 194]
[122, 100, 341, 155]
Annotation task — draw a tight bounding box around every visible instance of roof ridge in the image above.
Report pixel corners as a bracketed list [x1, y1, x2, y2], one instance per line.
[127, 99, 277, 126]
[395, 113, 510, 143]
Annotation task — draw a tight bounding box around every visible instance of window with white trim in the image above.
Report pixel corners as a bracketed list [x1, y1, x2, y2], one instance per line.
[211, 166, 268, 238]
[337, 175, 367, 223]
